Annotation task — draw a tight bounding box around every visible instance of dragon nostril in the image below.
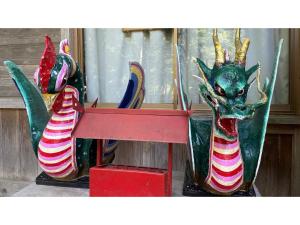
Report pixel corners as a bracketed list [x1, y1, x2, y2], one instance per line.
[236, 105, 246, 111]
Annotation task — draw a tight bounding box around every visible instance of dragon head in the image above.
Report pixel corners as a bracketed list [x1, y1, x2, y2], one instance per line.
[34, 36, 77, 111]
[195, 29, 268, 140]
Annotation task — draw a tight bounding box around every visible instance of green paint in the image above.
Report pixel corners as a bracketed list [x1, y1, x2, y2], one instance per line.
[4, 60, 50, 156]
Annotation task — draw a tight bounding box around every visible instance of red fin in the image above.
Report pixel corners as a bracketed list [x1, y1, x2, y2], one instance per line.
[39, 36, 56, 93]
[72, 95, 84, 113]
[52, 91, 64, 113]
[91, 98, 98, 108]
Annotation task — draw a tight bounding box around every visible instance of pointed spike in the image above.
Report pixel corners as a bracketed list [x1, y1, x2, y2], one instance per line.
[195, 58, 211, 80]
[246, 63, 260, 79]
[235, 28, 250, 64]
[235, 28, 241, 48]
[212, 28, 225, 65]
[263, 77, 270, 92]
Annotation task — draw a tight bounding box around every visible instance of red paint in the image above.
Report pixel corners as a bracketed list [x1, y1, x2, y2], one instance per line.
[72, 108, 189, 197]
[168, 143, 173, 196]
[213, 150, 239, 160]
[212, 164, 242, 177]
[39, 36, 56, 93]
[96, 139, 103, 166]
[214, 136, 237, 144]
[72, 108, 188, 143]
[211, 176, 243, 190]
[90, 165, 168, 197]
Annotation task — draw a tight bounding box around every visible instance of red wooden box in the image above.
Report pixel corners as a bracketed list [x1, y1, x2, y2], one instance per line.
[90, 165, 169, 197]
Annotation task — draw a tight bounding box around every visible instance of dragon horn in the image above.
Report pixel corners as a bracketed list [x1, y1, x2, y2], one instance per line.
[234, 28, 250, 65]
[213, 29, 225, 66]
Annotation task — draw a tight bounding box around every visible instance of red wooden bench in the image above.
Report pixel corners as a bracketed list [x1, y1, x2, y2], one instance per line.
[73, 108, 189, 196]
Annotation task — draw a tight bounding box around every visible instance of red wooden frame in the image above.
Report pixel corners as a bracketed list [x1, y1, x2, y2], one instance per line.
[73, 108, 189, 196]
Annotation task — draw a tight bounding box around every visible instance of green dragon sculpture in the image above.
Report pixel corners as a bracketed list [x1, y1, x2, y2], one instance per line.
[4, 36, 145, 182]
[178, 29, 283, 196]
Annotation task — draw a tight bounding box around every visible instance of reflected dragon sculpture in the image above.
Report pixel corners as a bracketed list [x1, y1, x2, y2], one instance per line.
[4, 36, 145, 181]
[178, 29, 283, 196]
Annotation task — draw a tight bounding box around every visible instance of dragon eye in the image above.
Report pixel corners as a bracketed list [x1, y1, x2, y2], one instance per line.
[215, 83, 225, 96]
[238, 89, 244, 96]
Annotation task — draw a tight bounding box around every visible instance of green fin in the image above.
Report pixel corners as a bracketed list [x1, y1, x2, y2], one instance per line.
[239, 39, 284, 183]
[4, 60, 49, 156]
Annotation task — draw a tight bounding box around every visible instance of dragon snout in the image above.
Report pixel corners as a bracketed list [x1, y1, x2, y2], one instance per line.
[234, 104, 247, 111]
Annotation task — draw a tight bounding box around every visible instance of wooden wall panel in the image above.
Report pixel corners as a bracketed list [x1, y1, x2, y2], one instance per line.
[19, 110, 39, 180]
[0, 28, 60, 98]
[0, 29, 62, 181]
[256, 134, 292, 196]
[1, 109, 20, 179]
[0, 109, 39, 181]
[113, 142, 187, 171]
[0, 29, 61, 45]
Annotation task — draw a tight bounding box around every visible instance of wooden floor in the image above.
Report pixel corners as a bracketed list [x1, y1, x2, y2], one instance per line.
[1, 171, 261, 197]
[2, 171, 185, 197]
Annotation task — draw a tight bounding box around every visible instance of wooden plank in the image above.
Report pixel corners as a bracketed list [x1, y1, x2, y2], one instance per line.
[0, 65, 37, 97]
[0, 86, 22, 97]
[292, 128, 300, 196]
[18, 110, 39, 181]
[0, 109, 20, 179]
[113, 141, 144, 167]
[0, 29, 61, 46]
[73, 109, 189, 143]
[0, 42, 60, 65]
[256, 134, 292, 196]
[173, 144, 187, 171]
[0, 110, 3, 178]
[85, 108, 188, 116]
[113, 142, 186, 171]
[0, 97, 25, 108]
[0, 65, 37, 78]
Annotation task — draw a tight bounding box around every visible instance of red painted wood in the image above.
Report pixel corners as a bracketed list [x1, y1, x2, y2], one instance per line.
[90, 165, 169, 197]
[72, 108, 188, 143]
[168, 143, 172, 196]
[96, 139, 103, 166]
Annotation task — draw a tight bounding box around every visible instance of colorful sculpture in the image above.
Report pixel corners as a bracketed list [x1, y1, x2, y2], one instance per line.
[178, 29, 283, 196]
[4, 36, 145, 181]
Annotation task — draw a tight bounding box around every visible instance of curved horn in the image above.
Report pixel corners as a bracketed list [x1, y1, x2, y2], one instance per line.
[213, 29, 225, 66]
[234, 28, 250, 64]
[255, 63, 268, 105]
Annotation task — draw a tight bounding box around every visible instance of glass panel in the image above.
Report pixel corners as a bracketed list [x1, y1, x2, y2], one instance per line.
[84, 28, 173, 104]
[178, 28, 289, 105]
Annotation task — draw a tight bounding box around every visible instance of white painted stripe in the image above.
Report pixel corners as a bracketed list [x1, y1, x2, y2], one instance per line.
[212, 160, 242, 172]
[62, 102, 73, 107]
[46, 124, 74, 130]
[40, 160, 73, 173]
[210, 173, 243, 186]
[51, 167, 75, 178]
[188, 119, 196, 174]
[213, 145, 239, 155]
[38, 151, 73, 164]
[43, 132, 71, 140]
[58, 108, 75, 113]
[38, 142, 72, 153]
[51, 115, 75, 122]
